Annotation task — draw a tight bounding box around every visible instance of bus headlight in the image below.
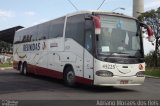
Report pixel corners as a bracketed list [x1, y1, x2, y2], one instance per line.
[96, 70, 113, 77]
[136, 71, 144, 77]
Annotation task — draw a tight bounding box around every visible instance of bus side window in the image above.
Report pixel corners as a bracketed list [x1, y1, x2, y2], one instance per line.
[85, 30, 93, 53]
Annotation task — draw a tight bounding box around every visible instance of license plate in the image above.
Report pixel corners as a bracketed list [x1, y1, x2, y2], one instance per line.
[120, 80, 129, 84]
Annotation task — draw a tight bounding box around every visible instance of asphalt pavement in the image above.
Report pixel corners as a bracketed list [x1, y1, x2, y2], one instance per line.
[0, 69, 160, 101]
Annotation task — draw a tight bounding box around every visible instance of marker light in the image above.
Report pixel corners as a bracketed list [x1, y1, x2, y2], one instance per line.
[136, 71, 144, 77]
[96, 70, 113, 77]
[139, 64, 144, 70]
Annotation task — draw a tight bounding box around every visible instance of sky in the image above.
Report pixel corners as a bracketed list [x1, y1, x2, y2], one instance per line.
[0, 0, 160, 54]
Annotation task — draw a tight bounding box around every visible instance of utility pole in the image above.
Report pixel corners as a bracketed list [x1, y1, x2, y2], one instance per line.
[133, 0, 144, 18]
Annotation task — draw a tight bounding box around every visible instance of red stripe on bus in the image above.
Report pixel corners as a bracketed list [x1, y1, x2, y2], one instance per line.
[27, 64, 63, 79]
[27, 64, 93, 85]
[13, 61, 93, 85]
[75, 76, 93, 85]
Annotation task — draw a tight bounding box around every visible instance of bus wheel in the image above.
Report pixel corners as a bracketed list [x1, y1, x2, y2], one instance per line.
[19, 63, 23, 75]
[23, 63, 28, 75]
[64, 66, 75, 86]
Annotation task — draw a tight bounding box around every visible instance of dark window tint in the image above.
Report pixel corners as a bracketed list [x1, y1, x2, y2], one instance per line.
[85, 19, 94, 30]
[65, 15, 85, 46]
[27, 26, 38, 42]
[14, 17, 65, 44]
[49, 17, 65, 38]
[14, 26, 38, 44]
[14, 31, 23, 44]
[37, 22, 50, 40]
[85, 30, 93, 53]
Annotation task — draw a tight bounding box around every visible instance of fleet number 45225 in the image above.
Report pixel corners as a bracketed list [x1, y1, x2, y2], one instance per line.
[103, 64, 115, 69]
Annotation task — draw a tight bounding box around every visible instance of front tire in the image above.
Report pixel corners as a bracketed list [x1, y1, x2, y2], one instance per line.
[19, 63, 23, 75]
[64, 66, 75, 86]
[23, 63, 28, 75]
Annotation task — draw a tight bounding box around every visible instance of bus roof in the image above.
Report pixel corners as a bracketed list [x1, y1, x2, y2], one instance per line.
[66, 10, 136, 19]
[17, 10, 137, 32]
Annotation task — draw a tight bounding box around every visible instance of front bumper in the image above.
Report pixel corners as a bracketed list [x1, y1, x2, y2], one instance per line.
[94, 76, 145, 86]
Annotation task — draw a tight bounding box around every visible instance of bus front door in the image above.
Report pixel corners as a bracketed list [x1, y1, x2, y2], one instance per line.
[83, 19, 94, 81]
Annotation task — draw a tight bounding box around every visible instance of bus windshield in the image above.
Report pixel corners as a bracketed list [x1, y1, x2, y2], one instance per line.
[96, 15, 143, 58]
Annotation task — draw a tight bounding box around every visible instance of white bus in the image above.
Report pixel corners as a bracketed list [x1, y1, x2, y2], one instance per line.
[13, 11, 154, 86]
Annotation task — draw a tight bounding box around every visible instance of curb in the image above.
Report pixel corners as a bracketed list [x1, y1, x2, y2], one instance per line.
[0, 67, 13, 70]
[145, 75, 160, 79]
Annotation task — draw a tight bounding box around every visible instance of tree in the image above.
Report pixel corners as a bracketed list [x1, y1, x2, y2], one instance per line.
[0, 40, 13, 53]
[138, 7, 160, 67]
[145, 51, 160, 67]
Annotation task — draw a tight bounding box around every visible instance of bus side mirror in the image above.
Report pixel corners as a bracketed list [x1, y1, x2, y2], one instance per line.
[140, 22, 155, 42]
[146, 25, 154, 42]
[92, 16, 101, 35]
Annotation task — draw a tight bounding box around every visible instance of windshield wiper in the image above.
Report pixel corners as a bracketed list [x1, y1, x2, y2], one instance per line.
[112, 52, 129, 55]
[112, 52, 142, 58]
[98, 52, 128, 57]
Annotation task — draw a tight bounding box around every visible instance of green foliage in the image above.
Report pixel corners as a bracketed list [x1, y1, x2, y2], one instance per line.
[145, 51, 160, 67]
[157, 7, 160, 18]
[138, 7, 160, 21]
[139, 7, 160, 67]
[0, 40, 13, 53]
[0, 63, 12, 68]
[145, 68, 160, 77]
[138, 9, 157, 21]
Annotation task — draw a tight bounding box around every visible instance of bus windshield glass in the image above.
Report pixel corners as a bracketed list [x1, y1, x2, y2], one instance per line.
[96, 15, 143, 58]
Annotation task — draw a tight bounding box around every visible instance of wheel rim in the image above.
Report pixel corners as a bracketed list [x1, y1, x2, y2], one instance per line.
[20, 64, 23, 73]
[67, 71, 75, 84]
[23, 66, 26, 75]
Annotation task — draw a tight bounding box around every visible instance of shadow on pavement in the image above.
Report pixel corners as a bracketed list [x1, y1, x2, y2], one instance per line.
[0, 70, 136, 94]
[29, 74, 136, 93]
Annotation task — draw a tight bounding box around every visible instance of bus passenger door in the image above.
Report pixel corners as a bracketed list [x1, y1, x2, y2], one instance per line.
[83, 20, 94, 81]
